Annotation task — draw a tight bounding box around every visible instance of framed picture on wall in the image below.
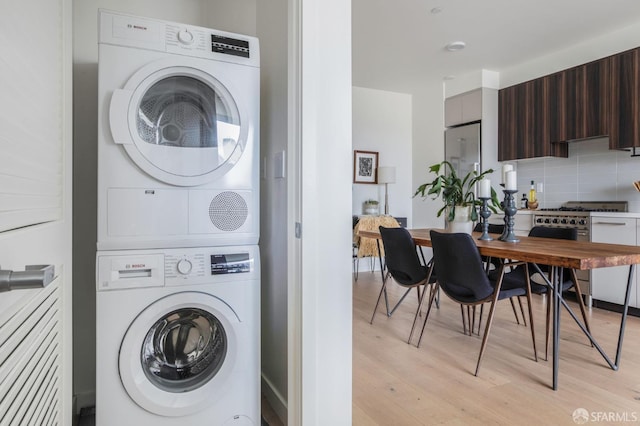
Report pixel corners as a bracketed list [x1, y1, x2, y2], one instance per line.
[353, 150, 378, 184]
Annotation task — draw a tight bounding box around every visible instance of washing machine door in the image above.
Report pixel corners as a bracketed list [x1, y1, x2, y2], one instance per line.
[119, 291, 240, 417]
[109, 57, 251, 186]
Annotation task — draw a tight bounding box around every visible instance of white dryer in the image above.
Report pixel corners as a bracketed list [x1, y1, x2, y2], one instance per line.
[97, 10, 260, 250]
[96, 245, 260, 425]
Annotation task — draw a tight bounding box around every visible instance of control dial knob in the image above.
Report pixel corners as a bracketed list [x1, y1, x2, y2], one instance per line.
[177, 29, 194, 45]
[177, 259, 193, 275]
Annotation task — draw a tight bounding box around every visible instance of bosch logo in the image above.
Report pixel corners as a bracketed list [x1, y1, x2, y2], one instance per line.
[127, 24, 148, 31]
[126, 263, 146, 269]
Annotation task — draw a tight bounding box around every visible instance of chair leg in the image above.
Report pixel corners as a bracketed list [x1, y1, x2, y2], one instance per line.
[509, 297, 521, 325]
[571, 269, 593, 347]
[477, 304, 484, 336]
[545, 292, 551, 361]
[370, 271, 390, 324]
[417, 283, 440, 348]
[353, 256, 359, 282]
[475, 265, 506, 376]
[523, 264, 538, 362]
[517, 296, 527, 326]
[475, 300, 497, 376]
[409, 283, 430, 344]
[471, 306, 476, 336]
[460, 305, 467, 335]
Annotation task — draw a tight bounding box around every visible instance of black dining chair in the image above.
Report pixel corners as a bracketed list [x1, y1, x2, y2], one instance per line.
[417, 230, 537, 376]
[473, 222, 529, 327]
[498, 226, 591, 360]
[371, 226, 437, 343]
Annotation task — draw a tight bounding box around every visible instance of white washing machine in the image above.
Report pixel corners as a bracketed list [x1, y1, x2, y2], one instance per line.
[96, 245, 260, 425]
[97, 10, 260, 250]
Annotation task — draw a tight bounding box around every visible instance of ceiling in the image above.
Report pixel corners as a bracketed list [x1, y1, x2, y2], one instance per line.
[352, 0, 640, 93]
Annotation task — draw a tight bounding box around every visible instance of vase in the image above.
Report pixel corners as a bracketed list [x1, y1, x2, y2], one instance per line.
[445, 205, 473, 234]
[363, 202, 379, 215]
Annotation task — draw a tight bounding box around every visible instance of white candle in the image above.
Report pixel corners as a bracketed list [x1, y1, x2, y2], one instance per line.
[501, 164, 513, 184]
[505, 170, 517, 190]
[478, 178, 491, 198]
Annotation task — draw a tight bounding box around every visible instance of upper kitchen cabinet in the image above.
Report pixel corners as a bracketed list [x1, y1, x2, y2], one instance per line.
[500, 46, 640, 159]
[609, 48, 640, 149]
[498, 76, 567, 160]
[445, 89, 482, 127]
[558, 58, 611, 142]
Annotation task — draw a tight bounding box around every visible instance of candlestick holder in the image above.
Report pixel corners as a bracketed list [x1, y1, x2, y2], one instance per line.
[499, 189, 520, 243]
[477, 197, 493, 241]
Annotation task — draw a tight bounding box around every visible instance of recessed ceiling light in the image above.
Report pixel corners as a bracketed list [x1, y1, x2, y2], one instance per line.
[430, 7, 442, 14]
[445, 41, 466, 52]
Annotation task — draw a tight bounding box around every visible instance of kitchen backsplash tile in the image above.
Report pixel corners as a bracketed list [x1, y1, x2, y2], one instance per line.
[512, 137, 640, 211]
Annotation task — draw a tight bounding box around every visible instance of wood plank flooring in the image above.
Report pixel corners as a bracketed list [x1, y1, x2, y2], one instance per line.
[353, 271, 640, 425]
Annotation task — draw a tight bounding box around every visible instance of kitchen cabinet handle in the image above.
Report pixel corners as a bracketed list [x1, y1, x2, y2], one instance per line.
[593, 221, 627, 226]
[0, 265, 55, 292]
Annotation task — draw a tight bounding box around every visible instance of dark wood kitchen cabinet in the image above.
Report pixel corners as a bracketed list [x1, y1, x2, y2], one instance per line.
[499, 47, 640, 159]
[609, 47, 640, 149]
[498, 75, 567, 160]
[558, 58, 610, 142]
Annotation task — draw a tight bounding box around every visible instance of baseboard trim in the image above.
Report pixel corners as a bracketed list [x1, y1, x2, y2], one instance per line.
[261, 374, 287, 425]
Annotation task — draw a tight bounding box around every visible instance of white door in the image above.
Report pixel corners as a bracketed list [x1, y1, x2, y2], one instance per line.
[0, 0, 72, 424]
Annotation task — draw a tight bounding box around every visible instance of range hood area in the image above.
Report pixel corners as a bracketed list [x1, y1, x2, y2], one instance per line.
[560, 137, 640, 157]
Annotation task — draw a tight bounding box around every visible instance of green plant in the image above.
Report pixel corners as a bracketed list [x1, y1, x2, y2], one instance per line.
[364, 199, 379, 205]
[414, 161, 501, 221]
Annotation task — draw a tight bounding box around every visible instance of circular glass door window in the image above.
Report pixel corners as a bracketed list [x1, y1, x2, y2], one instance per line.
[141, 308, 227, 393]
[136, 75, 240, 152]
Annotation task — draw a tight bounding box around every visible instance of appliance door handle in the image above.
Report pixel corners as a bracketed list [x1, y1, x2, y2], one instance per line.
[0, 265, 55, 292]
[577, 231, 589, 237]
[593, 221, 626, 226]
[109, 89, 134, 144]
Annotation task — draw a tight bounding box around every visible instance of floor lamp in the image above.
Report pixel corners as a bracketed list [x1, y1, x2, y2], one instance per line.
[377, 166, 396, 215]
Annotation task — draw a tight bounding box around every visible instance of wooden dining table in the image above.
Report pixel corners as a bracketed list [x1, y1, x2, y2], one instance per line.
[358, 227, 640, 390]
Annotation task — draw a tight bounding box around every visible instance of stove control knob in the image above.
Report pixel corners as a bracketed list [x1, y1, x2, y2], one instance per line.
[578, 219, 586, 226]
[177, 259, 193, 275]
[544, 218, 551, 224]
[536, 218, 543, 223]
[569, 219, 576, 225]
[552, 218, 559, 224]
[560, 218, 568, 224]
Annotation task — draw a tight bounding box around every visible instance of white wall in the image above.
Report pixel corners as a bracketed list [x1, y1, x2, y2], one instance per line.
[204, 0, 256, 36]
[352, 87, 412, 223]
[500, 21, 640, 88]
[72, 0, 206, 410]
[298, 0, 353, 423]
[254, 0, 289, 421]
[411, 83, 448, 229]
[514, 138, 640, 212]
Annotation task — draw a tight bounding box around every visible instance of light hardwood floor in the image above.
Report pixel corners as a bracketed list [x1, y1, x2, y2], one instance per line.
[353, 271, 640, 425]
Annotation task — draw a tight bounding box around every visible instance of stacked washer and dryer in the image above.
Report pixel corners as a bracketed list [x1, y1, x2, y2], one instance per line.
[95, 10, 260, 425]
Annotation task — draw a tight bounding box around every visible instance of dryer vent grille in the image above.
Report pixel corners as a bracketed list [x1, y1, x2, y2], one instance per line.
[208, 191, 248, 232]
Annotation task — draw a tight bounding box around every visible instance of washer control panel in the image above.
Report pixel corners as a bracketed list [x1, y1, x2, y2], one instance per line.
[97, 246, 258, 291]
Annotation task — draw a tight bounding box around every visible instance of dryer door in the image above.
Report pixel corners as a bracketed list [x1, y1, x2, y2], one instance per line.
[119, 291, 240, 417]
[110, 58, 250, 186]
